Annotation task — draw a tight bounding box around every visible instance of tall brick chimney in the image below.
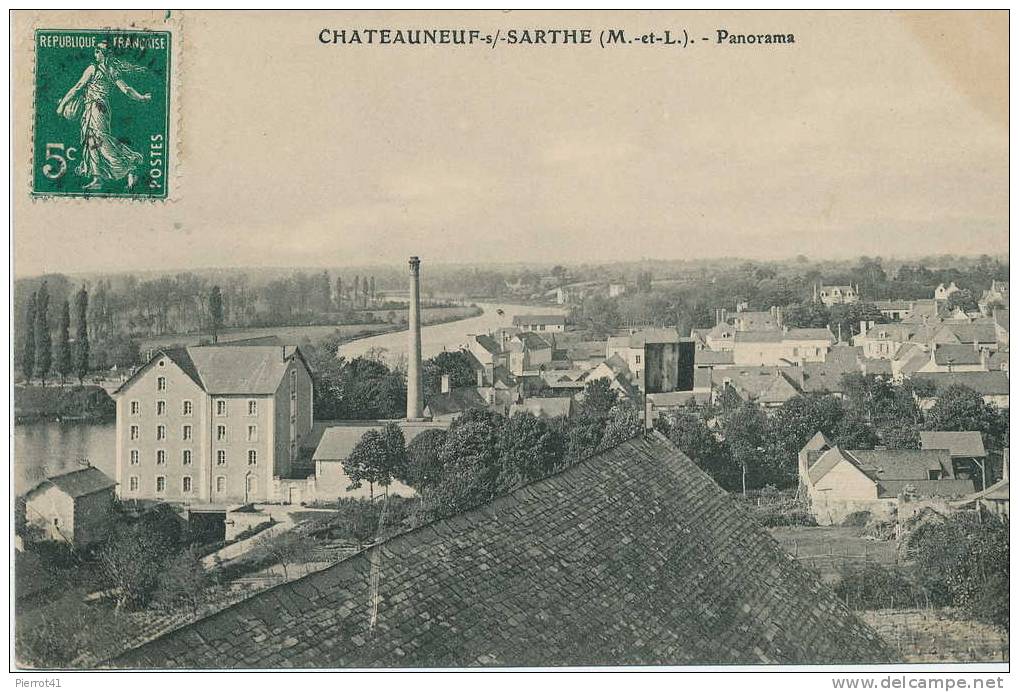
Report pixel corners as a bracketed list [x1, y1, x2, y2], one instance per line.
[407, 256, 424, 420]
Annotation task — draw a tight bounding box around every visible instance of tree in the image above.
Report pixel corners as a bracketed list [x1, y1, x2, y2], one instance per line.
[95, 522, 178, 611]
[208, 286, 224, 344]
[576, 378, 618, 425]
[34, 282, 51, 385]
[598, 402, 644, 451]
[156, 547, 211, 618]
[422, 350, 477, 400]
[497, 412, 566, 488]
[564, 419, 604, 465]
[432, 409, 504, 515]
[55, 299, 72, 384]
[380, 422, 407, 493]
[403, 428, 447, 489]
[782, 302, 831, 329]
[550, 265, 568, 286]
[334, 277, 344, 310]
[657, 412, 739, 491]
[925, 384, 1007, 450]
[21, 292, 36, 383]
[344, 429, 389, 501]
[255, 531, 315, 582]
[772, 395, 846, 454]
[369, 276, 376, 302]
[97, 334, 142, 369]
[580, 294, 621, 337]
[74, 287, 90, 384]
[945, 289, 979, 315]
[830, 302, 888, 340]
[721, 401, 783, 494]
[853, 256, 886, 296]
[318, 271, 332, 313]
[907, 514, 1008, 627]
[832, 416, 878, 449]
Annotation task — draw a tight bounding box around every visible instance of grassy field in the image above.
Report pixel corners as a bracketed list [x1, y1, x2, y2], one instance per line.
[769, 526, 899, 583]
[138, 305, 481, 351]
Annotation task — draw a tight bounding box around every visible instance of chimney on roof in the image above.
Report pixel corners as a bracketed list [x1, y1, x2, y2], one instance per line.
[407, 256, 425, 421]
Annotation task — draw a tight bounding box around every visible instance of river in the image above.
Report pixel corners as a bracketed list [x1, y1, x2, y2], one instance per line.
[13, 421, 116, 495]
[337, 301, 565, 363]
[14, 302, 565, 494]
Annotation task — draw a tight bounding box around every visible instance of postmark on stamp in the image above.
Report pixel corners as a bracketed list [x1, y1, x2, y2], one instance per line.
[32, 29, 171, 199]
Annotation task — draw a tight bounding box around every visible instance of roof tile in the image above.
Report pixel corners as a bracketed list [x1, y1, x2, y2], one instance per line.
[111, 435, 890, 668]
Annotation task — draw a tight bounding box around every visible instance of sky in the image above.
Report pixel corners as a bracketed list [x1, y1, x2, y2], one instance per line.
[12, 10, 1008, 278]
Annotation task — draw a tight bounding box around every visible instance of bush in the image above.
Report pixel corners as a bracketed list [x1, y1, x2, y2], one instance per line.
[841, 511, 872, 527]
[751, 505, 817, 528]
[906, 513, 1009, 627]
[833, 562, 928, 610]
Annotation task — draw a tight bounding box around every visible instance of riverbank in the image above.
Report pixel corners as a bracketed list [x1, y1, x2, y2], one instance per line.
[338, 301, 567, 363]
[14, 385, 116, 424]
[332, 304, 484, 346]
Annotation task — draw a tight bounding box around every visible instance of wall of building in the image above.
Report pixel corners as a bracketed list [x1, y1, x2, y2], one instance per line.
[733, 339, 829, 366]
[272, 357, 314, 486]
[117, 352, 315, 506]
[25, 486, 75, 544]
[209, 393, 273, 504]
[313, 460, 416, 500]
[520, 322, 564, 332]
[809, 461, 886, 525]
[860, 338, 899, 359]
[72, 488, 116, 547]
[117, 357, 209, 503]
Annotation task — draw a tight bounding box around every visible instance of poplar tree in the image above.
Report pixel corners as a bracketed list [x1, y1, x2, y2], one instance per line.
[74, 287, 90, 384]
[21, 292, 36, 384]
[55, 299, 72, 384]
[34, 282, 51, 385]
[208, 286, 224, 344]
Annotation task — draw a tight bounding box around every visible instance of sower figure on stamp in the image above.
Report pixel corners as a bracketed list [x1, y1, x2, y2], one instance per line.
[56, 41, 151, 191]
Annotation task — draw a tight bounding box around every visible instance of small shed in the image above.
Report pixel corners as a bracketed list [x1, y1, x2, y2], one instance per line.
[23, 466, 117, 548]
[919, 431, 988, 486]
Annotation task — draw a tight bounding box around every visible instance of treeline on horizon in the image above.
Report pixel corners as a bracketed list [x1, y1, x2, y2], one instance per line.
[573, 254, 1008, 337]
[12, 254, 1008, 375]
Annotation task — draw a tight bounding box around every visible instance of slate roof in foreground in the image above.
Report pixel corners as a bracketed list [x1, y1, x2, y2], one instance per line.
[28, 466, 116, 499]
[110, 434, 891, 668]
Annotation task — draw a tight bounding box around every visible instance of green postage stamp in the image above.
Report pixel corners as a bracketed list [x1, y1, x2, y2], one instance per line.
[32, 29, 171, 199]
